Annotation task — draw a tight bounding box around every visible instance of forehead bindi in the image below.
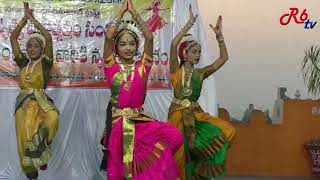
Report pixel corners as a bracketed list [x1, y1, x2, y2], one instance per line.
[120, 33, 136, 43]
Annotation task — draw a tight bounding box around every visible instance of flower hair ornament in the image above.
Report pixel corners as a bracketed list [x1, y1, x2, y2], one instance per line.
[114, 18, 143, 51]
[25, 32, 46, 60]
[178, 34, 201, 61]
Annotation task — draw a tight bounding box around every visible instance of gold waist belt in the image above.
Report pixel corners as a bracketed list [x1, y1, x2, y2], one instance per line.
[112, 107, 143, 118]
[21, 88, 45, 94]
[173, 98, 198, 108]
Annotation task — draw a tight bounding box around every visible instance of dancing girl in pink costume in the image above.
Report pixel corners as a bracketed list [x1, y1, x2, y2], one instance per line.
[100, 0, 183, 179]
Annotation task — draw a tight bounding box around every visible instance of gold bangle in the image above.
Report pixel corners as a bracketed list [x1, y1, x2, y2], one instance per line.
[187, 23, 193, 29]
[218, 42, 226, 47]
[216, 34, 224, 42]
[218, 39, 225, 44]
[187, 21, 193, 26]
[181, 28, 187, 34]
[217, 38, 224, 42]
[216, 34, 223, 38]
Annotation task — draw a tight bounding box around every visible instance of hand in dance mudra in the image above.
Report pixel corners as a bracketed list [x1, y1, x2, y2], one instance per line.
[188, 4, 198, 25]
[210, 15, 223, 36]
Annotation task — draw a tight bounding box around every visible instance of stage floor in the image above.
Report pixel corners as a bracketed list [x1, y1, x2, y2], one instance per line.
[221, 176, 316, 180]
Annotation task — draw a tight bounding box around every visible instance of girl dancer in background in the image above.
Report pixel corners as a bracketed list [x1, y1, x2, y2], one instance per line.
[168, 5, 236, 180]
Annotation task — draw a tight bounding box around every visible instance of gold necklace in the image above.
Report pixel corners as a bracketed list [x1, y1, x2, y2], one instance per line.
[120, 63, 135, 92]
[25, 59, 41, 81]
[182, 66, 193, 96]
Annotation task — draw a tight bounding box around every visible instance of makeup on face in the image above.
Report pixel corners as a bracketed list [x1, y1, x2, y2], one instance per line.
[27, 38, 43, 61]
[116, 33, 138, 61]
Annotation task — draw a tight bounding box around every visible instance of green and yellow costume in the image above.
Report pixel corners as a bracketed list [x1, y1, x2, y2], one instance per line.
[168, 67, 236, 180]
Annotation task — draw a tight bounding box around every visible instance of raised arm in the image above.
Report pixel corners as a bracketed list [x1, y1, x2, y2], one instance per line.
[199, 15, 228, 80]
[128, 0, 153, 66]
[170, 5, 197, 73]
[103, 0, 128, 67]
[10, 16, 27, 59]
[24, 2, 53, 60]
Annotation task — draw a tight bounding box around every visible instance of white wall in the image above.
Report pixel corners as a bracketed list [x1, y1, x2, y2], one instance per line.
[198, 0, 320, 119]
